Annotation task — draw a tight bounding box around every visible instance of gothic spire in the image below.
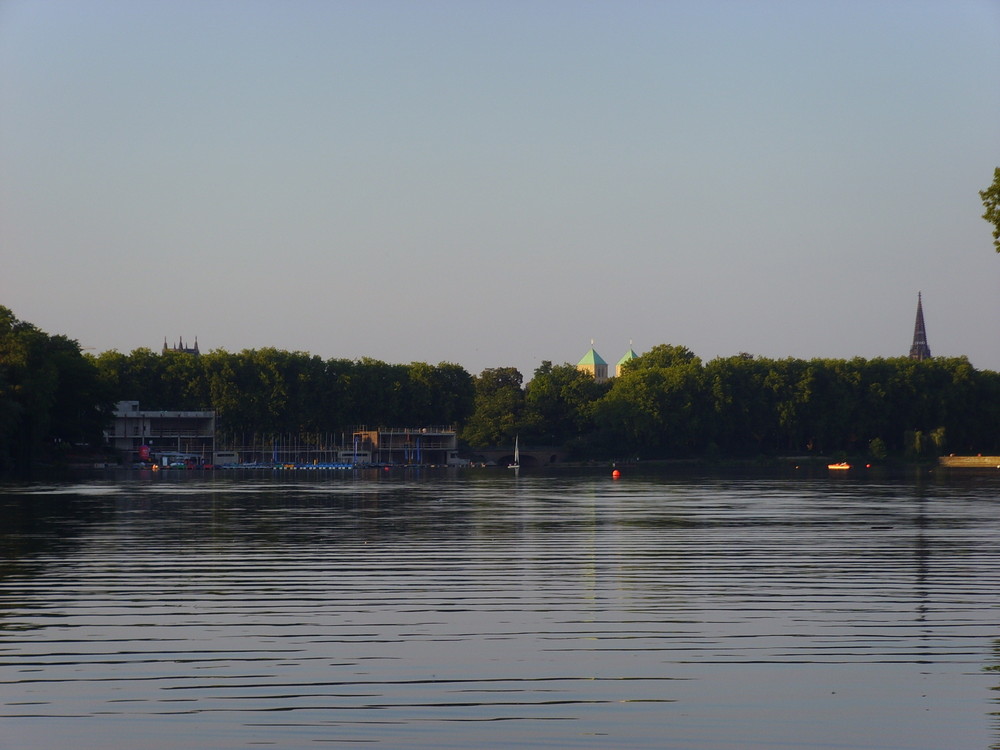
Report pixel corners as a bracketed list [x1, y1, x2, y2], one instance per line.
[908, 292, 931, 361]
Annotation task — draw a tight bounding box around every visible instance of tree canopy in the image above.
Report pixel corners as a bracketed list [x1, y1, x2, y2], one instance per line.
[981, 166, 1000, 253]
[462, 351, 1000, 460]
[0, 307, 113, 471]
[91, 347, 476, 438]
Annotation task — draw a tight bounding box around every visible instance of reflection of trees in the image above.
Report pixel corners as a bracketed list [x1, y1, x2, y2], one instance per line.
[95, 474, 479, 549]
[0, 490, 112, 561]
[0, 489, 113, 616]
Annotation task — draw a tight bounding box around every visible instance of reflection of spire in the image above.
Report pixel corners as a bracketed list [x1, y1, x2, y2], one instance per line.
[909, 292, 931, 361]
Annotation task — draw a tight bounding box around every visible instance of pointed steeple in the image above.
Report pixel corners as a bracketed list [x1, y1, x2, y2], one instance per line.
[909, 292, 931, 361]
[161, 335, 202, 355]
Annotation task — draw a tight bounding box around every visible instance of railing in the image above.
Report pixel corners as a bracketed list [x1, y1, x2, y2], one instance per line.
[106, 429, 214, 439]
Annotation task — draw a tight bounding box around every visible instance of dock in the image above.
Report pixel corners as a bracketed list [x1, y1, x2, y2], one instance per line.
[938, 456, 1000, 469]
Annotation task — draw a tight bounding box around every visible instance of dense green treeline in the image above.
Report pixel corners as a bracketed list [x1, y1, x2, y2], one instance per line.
[92, 348, 477, 436]
[2, 305, 998, 470]
[0, 307, 114, 470]
[464, 344, 1000, 460]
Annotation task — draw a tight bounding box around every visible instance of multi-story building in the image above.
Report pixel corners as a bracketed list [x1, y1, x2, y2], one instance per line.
[352, 426, 463, 465]
[104, 401, 215, 465]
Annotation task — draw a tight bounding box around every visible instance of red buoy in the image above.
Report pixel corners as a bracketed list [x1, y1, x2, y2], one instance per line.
[612, 469, 621, 479]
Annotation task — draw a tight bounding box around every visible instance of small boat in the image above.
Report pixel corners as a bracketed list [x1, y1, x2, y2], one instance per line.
[828, 462, 851, 470]
[509, 435, 520, 470]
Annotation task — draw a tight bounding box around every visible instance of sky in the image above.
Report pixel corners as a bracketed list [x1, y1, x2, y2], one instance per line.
[2, 0, 999, 379]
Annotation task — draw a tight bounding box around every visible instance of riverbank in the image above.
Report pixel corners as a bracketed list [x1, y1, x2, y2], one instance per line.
[938, 455, 1000, 469]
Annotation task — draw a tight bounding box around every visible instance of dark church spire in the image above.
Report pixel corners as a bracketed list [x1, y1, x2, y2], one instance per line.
[908, 292, 931, 361]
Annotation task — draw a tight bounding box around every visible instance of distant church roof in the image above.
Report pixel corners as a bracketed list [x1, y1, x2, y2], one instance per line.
[577, 347, 607, 366]
[908, 293, 931, 361]
[163, 336, 200, 355]
[617, 347, 639, 367]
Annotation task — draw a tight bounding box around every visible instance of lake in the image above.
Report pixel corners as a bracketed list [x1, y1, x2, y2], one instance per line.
[1, 467, 998, 749]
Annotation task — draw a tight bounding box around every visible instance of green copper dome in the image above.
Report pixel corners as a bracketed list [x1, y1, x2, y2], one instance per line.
[617, 348, 638, 366]
[577, 348, 607, 366]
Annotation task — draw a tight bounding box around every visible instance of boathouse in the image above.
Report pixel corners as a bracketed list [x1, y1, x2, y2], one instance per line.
[352, 426, 463, 465]
[105, 401, 216, 465]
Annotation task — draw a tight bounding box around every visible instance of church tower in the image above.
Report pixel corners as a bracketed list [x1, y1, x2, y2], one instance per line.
[577, 341, 608, 383]
[616, 342, 639, 377]
[908, 292, 931, 361]
[162, 336, 201, 356]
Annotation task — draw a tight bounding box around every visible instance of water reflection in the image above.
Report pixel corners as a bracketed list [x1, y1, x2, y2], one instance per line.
[0, 469, 998, 749]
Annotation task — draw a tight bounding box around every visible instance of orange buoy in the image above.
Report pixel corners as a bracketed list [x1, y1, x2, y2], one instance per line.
[612, 469, 621, 479]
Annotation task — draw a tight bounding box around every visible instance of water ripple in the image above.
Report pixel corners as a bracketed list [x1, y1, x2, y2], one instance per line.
[1, 472, 998, 749]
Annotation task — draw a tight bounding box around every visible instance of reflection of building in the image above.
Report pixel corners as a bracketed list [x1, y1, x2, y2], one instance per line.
[352, 427, 462, 465]
[908, 293, 931, 361]
[577, 343, 608, 382]
[104, 401, 215, 464]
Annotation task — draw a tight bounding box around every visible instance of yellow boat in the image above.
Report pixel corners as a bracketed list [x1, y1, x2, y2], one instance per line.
[827, 462, 850, 470]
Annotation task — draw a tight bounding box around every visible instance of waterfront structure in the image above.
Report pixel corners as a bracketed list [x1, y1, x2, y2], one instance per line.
[577, 343, 608, 383]
[105, 400, 215, 465]
[162, 336, 200, 355]
[352, 426, 463, 465]
[908, 293, 931, 361]
[616, 344, 639, 377]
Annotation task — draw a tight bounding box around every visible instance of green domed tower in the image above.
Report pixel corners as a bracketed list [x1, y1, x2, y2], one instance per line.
[577, 342, 608, 383]
[616, 344, 639, 377]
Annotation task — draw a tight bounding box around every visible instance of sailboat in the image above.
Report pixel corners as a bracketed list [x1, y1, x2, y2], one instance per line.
[509, 435, 520, 470]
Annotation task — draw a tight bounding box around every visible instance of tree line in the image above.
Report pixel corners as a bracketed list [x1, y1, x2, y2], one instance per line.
[2, 306, 999, 471]
[92, 347, 476, 436]
[472, 345, 1000, 460]
[0, 307, 113, 470]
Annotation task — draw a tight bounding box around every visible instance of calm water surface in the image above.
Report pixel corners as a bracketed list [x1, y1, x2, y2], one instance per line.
[1, 468, 998, 749]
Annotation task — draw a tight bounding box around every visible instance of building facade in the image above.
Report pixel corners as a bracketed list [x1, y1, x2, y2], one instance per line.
[105, 401, 216, 465]
[352, 427, 463, 465]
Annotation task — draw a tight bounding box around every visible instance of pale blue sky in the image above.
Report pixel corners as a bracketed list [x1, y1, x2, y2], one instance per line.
[2, 0, 998, 377]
